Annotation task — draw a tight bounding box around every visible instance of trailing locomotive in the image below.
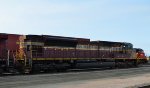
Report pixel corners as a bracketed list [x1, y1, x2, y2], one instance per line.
[0, 33, 148, 74]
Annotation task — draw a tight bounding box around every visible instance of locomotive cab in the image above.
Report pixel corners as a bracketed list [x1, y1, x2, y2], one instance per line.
[134, 48, 147, 64]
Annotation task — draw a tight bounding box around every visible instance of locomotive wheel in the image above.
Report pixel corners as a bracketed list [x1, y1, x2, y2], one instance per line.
[0, 68, 3, 75]
[23, 69, 31, 74]
[19, 67, 31, 74]
[133, 60, 138, 67]
[114, 59, 119, 68]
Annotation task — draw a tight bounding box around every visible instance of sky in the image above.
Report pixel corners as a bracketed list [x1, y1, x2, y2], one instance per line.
[0, 0, 150, 55]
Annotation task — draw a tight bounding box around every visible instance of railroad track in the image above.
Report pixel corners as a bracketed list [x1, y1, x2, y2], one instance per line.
[1, 62, 149, 76]
[1, 62, 150, 88]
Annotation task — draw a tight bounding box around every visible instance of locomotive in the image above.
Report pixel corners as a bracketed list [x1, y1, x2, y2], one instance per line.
[134, 48, 147, 64]
[0, 33, 148, 74]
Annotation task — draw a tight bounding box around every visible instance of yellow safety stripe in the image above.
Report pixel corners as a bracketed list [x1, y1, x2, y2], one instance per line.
[17, 57, 138, 61]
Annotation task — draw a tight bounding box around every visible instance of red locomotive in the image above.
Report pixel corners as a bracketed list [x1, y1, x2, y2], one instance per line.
[134, 48, 147, 64]
[0, 33, 148, 74]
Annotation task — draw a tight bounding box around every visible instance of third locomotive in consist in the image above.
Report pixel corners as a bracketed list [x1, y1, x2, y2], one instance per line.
[0, 33, 147, 74]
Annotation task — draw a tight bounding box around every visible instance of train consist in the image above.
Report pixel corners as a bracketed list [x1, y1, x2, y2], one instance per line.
[0, 33, 148, 74]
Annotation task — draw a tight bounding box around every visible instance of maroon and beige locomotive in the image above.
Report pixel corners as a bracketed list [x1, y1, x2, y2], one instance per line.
[0, 33, 147, 74]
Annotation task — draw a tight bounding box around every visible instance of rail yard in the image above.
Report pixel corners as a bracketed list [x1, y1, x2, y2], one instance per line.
[0, 33, 149, 88]
[1, 0, 150, 87]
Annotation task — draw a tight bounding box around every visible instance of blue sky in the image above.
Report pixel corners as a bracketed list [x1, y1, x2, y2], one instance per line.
[0, 0, 150, 55]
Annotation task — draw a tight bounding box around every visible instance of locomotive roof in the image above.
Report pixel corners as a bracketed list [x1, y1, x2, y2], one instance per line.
[91, 40, 132, 44]
[91, 40, 133, 47]
[0, 33, 22, 39]
[134, 48, 143, 51]
[43, 35, 78, 41]
[0, 33, 133, 46]
[43, 35, 90, 41]
[26, 34, 90, 43]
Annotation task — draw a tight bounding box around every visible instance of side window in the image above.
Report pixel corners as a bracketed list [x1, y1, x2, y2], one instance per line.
[77, 45, 88, 49]
[90, 45, 97, 50]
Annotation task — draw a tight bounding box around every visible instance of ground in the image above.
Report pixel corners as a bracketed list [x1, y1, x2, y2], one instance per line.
[1, 64, 150, 88]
